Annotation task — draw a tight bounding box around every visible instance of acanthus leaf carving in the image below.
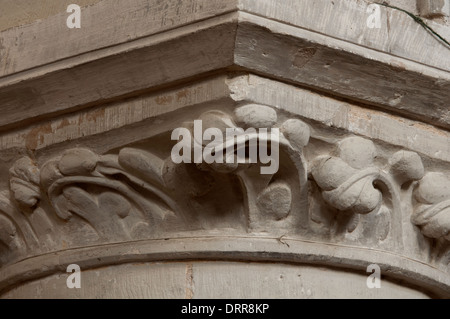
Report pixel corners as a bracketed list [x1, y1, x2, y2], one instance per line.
[40, 148, 180, 241]
[0, 103, 448, 271]
[0, 104, 312, 260]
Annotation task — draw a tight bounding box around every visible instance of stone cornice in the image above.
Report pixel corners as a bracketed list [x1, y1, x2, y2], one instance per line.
[0, 0, 449, 131]
[1, 0, 448, 76]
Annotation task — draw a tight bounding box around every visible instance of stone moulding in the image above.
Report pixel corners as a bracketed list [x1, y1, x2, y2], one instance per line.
[0, 100, 449, 296]
[413, 172, 450, 242]
[0, 237, 449, 298]
[0, 0, 449, 298]
[0, 1, 449, 131]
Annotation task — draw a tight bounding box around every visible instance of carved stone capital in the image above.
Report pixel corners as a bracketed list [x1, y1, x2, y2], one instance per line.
[0, 0, 449, 298]
[1, 97, 449, 296]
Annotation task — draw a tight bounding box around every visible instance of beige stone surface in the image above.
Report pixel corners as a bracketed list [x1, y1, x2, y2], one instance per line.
[0, 0, 103, 32]
[0, 0, 449, 299]
[1, 261, 432, 299]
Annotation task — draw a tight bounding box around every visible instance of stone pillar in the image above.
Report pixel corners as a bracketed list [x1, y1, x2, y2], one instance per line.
[0, 0, 449, 298]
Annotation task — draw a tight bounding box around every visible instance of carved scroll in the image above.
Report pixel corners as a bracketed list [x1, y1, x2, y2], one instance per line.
[0, 103, 449, 269]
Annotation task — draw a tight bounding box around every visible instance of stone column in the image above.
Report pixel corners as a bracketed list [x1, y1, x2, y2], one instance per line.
[0, 0, 449, 298]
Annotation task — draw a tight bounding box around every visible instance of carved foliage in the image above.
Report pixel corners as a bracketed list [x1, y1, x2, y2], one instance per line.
[0, 103, 449, 268]
[184, 104, 311, 232]
[0, 195, 25, 264]
[1, 104, 312, 262]
[311, 137, 425, 241]
[413, 172, 450, 241]
[313, 138, 424, 211]
[40, 147, 186, 241]
[10, 157, 40, 210]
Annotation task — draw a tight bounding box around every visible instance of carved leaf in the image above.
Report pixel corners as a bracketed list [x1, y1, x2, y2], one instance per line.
[9, 157, 41, 209]
[257, 182, 292, 220]
[98, 192, 131, 219]
[0, 215, 20, 251]
[58, 149, 98, 176]
[413, 202, 450, 240]
[0, 199, 26, 266]
[312, 154, 382, 215]
[39, 148, 180, 239]
[346, 213, 360, 233]
[118, 148, 164, 185]
[374, 206, 391, 242]
[57, 186, 135, 239]
[322, 175, 382, 215]
[414, 173, 450, 241]
[61, 186, 99, 221]
[280, 119, 311, 150]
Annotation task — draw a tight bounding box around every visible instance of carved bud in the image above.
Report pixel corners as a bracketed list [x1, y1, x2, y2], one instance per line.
[257, 182, 292, 220]
[196, 111, 236, 147]
[234, 104, 277, 128]
[413, 172, 450, 241]
[338, 136, 376, 169]
[415, 172, 450, 205]
[58, 149, 98, 176]
[10, 157, 41, 209]
[389, 151, 424, 185]
[281, 119, 310, 150]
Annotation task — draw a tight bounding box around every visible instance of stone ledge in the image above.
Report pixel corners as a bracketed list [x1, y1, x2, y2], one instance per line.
[0, 75, 447, 164]
[0, 261, 433, 299]
[0, 237, 449, 297]
[0, 0, 448, 131]
[1, 0, 448, 77]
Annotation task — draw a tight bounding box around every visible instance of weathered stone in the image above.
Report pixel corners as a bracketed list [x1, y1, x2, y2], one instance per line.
[389, 151, 425, 185]
[0, 0, 449, 300]
[234, 104, 278, 128]
[418, 0, 450, 18]
[338, 137, 376, 170]
[280, 119, 311, 150]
